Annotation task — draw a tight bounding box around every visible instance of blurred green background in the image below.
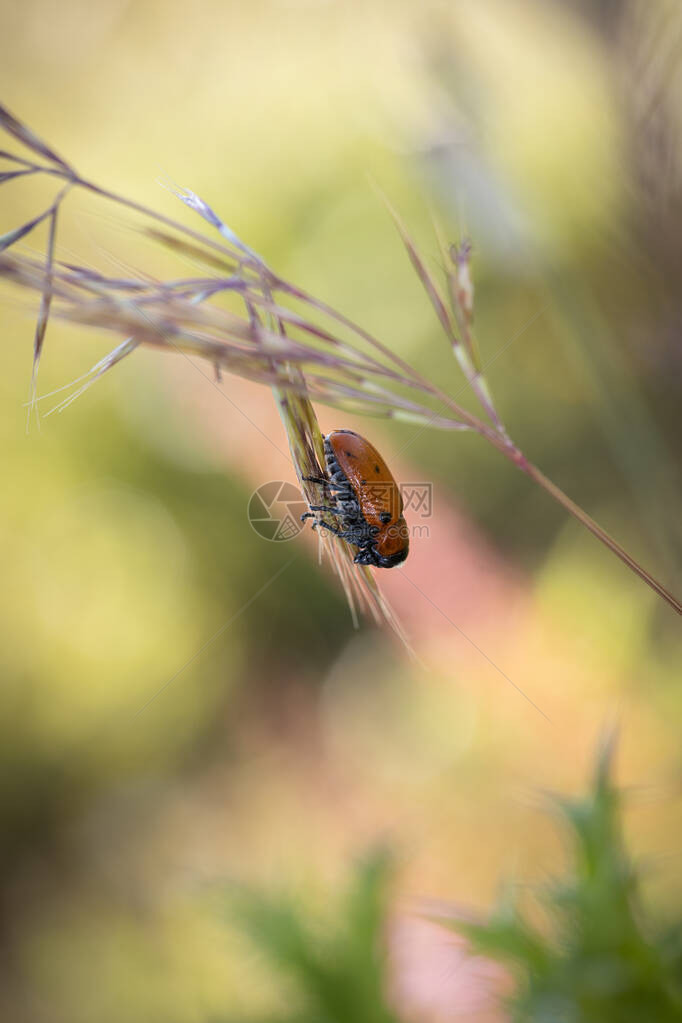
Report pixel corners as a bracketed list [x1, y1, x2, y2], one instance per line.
[0, 0, 681, 1019]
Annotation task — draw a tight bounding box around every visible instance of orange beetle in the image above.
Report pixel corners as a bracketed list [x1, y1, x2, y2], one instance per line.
[301, 429, 409, 568]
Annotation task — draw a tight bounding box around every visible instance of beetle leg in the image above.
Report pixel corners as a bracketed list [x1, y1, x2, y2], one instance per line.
[301, 508, 344, 527]
[301, 475, 347, 493]
[301, 510, 338, 524]
[314, 519, 346, 538]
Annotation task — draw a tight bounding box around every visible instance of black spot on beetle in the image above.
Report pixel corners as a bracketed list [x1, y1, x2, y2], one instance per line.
[374, 464, 380, 473]
[380, 512, 391, 524]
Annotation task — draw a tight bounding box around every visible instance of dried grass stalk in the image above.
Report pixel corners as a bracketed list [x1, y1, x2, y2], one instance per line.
[0, 104, 679, 620]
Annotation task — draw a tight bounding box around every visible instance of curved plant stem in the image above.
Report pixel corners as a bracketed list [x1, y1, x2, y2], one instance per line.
[381, 201, 682, 618]
[524, 462, 681, 614]
[492, 440, 681, 615]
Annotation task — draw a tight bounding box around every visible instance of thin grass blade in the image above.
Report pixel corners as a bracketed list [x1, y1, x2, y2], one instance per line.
[0, 207, 53, 252]
[0, 104, 72, 172]
[376, 189, 459, 346]
[28, 205, 59, 423]
[46, 336, 138, 415]
[0, 169, 35, 185]
[0, 149, 37, 167]
[168, 184, 264, 263]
